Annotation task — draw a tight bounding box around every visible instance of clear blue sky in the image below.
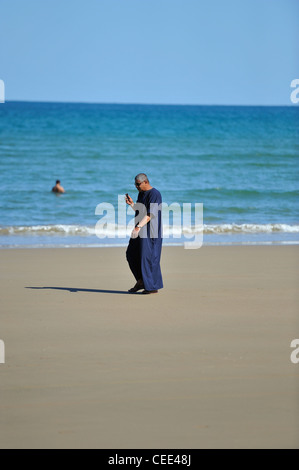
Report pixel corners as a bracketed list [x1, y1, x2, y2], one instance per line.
[0, 0, 298, 105]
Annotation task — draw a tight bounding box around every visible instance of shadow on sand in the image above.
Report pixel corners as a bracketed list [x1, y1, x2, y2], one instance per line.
[26, 286, 138, 295]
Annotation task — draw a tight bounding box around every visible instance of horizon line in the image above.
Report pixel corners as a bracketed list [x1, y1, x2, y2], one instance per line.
[2, 99, 296, 107]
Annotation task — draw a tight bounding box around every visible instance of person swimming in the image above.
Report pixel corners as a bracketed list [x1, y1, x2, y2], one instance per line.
[51, 180, 65, 194]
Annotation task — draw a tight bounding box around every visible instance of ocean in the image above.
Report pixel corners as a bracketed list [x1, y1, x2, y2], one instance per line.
[0, 101, 298, 248]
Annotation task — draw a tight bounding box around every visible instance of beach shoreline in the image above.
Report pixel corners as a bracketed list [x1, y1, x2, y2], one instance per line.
[1, 233, 299, 250]
[0, 245, 298, 448]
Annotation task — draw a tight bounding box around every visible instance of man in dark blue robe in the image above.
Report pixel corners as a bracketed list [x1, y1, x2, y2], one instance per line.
[126, 173, 163, 294]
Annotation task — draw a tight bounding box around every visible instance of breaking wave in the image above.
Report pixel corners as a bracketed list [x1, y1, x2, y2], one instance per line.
[0, 223, 299, 237]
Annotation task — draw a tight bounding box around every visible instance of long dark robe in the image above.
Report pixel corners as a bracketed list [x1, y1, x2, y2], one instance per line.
[126, 188, 163, 291]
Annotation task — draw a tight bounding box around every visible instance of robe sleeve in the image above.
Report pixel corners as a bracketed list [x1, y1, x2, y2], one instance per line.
[146, 189, 161, 219]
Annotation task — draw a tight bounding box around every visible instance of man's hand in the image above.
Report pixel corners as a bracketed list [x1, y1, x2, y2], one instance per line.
[131, 227, 140, 239]
[125, 194, 134, 206]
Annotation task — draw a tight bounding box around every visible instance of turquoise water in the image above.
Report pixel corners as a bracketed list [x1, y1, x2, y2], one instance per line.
[0, 101, 298, 247]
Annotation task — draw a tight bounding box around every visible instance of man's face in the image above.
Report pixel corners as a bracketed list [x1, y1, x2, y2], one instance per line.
[135, 180, 145, 192]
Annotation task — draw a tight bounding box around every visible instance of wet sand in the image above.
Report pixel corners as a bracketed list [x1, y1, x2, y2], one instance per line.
[0, 245, 298, 448]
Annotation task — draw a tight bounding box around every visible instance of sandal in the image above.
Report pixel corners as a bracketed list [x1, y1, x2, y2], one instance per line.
[128, 280, 144, 293]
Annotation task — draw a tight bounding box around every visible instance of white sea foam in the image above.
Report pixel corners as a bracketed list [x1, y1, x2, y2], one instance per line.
[0, 224, 96, 236]
[0, 223, 299, 237]
[202, 223, 299, 234]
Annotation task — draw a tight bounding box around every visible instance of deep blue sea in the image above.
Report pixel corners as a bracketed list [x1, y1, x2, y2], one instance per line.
[0, 101, 298, 248]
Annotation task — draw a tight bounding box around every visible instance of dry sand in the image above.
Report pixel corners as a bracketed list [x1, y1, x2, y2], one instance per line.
[0, 245, 298, 449]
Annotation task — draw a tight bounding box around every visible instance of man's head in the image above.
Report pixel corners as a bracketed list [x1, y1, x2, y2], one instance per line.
[135, 173, 150, 192]
[56, 180, 60, 185]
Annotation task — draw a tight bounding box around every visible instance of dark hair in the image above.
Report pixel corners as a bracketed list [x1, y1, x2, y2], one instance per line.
[56, 180, 60, 184]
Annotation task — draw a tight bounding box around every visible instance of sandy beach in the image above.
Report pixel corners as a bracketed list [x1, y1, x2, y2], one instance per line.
[0, 245, 298, 449]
